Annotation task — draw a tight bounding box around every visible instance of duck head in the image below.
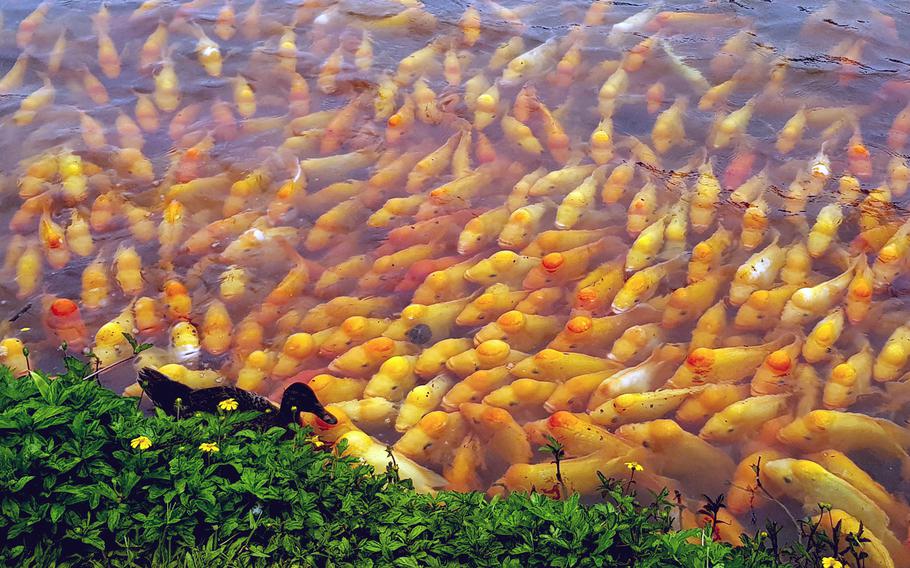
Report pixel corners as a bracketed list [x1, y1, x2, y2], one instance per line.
[280, 382, 337, 425]
[137, 367, 193, 415]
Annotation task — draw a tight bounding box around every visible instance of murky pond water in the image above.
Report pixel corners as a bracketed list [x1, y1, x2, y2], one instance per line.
[3, 0, 910, 560]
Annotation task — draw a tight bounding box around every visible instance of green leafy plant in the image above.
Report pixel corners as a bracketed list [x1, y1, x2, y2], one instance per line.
[539, 434, 566, 498]
[122, 332, 154, 356]
[698, 494, 727, 543]
[0, 362, 882, 567]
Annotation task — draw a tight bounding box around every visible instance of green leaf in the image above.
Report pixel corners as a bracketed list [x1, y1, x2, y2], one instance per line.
[80, 533, 106, 551]
[7, 545, 24, 559]
[10, 476, 34, 492]
[407, 525, 427, 540]
[30, 373, 50, 401]
[50, 504, 64, 523]
[62, 355, 90, 380]
[121, 332, 139, 351]
[106, 509, 121, 532]
[31, 405, 69, 427]
[1, 498, 20, 519]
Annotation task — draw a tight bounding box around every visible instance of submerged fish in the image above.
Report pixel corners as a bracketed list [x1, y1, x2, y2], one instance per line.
[3, 2, 910, 561]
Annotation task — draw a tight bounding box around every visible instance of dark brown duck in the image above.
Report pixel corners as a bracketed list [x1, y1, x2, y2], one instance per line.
[137, 367, 337, 427]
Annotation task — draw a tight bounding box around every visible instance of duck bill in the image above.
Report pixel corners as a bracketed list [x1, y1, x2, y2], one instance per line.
[311, 403, 338, 426]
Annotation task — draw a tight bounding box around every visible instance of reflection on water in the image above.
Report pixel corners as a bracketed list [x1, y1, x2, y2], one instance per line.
[3, 0, 910, 559]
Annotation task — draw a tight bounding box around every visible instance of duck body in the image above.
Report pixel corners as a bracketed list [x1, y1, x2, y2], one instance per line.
[137, 367, 337, 427]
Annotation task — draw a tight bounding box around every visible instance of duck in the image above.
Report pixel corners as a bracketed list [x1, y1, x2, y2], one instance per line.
[137, 367, 338, 427]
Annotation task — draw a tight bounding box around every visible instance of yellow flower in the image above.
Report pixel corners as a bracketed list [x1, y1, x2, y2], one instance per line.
[821, 558, 843, 568]
[305, 435, 325, 449]
[198, 442, 220, 453]
[625, 461, 643, 472]
[218, 398, 239, 412]
[130, 436, 152, 450]
[759, 531, 768, 539]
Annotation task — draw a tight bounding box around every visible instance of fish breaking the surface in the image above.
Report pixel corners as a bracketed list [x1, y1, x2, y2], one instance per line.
[3, 0, 910, 562]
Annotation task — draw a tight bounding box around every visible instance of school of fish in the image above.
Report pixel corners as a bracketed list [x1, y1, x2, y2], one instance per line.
[4, 0, 910, 563]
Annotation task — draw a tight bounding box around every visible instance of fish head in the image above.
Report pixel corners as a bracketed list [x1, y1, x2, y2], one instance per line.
[610, 291, 635, 314]
[394, 423, 434, 457]
[547, 410, 585, 434]
[500, 67, 523, 88]
[759, 458, 796, 488]
[615, 422, 648, 445]
[822, 380, 852, 410]
[457, 218, 485, 254]
[776, 412, 829, 449]
[475, 339, 510, 366]
[543, 383, 585, 413]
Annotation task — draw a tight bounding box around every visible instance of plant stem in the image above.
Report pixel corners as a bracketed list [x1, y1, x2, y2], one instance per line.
[554, 452, 565, 498]
[82, 354, 136, 382]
